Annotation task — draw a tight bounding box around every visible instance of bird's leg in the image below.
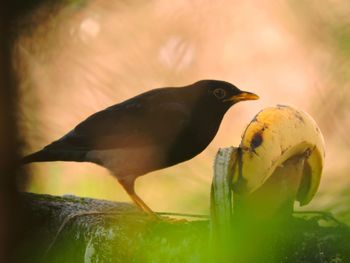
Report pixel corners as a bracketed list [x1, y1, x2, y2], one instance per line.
[118, 178, 190, 222]
[129, 193, 154, 215]
[118, 177, 158, 218]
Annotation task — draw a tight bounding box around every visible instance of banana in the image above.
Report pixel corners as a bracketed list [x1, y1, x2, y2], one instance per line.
[233, 105, 325, 206]
[210, 105, 325, 248]
[211, 147, 237, 230]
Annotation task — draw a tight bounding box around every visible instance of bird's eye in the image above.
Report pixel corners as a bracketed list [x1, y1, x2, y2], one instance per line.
[213, 88, 226, 99]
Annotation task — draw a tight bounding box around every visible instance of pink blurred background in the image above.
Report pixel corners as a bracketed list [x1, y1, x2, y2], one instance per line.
[17, 0, 350, 222]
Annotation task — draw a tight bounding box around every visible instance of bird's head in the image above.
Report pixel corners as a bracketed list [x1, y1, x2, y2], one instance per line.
[191, 80, 259, 109]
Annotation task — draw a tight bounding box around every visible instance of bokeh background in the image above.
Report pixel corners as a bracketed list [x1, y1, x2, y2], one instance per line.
[16, 0, 350, 223]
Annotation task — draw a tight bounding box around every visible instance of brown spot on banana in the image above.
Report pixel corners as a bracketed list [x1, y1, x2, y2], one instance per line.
[250, 131, 263, 150]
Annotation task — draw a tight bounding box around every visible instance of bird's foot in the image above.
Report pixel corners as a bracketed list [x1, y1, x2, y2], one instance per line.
[158, 216, 188, 223]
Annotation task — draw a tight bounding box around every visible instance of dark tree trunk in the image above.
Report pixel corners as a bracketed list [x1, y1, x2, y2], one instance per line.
[0, 1, 30, 262]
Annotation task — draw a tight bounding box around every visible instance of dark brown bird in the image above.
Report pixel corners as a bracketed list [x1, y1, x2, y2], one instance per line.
[22, 80, 259, 215]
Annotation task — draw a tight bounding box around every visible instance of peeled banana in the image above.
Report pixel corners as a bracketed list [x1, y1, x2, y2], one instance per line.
[233, 105, 325, 206]
[210, 105, 325, 254]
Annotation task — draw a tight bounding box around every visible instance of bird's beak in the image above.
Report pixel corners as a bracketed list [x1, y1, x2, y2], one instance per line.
[225, 91, 259, 103]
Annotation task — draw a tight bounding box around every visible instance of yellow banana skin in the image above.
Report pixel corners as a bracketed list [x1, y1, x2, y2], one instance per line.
[235, 105, 325, 206]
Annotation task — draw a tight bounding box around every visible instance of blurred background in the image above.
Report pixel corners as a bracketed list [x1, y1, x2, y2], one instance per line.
[16, 0, 350, 223]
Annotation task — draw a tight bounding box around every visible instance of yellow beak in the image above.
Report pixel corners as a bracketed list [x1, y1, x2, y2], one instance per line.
[225, 91, 259, 103]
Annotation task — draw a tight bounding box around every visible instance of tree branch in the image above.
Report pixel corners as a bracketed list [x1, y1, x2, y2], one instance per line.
[19, 192, 350, 263]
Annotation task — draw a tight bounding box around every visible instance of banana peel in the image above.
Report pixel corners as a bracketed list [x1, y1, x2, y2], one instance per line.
[233, 105, 325, 206]
[211, 146, 237, 240]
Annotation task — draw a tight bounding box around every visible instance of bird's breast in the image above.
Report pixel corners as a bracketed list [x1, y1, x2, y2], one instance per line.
[166, 117, 222, 165]
[86, 146, 169, 178]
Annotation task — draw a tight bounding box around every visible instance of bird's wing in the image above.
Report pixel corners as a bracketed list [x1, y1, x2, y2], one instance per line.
[43, 97, 191, 152]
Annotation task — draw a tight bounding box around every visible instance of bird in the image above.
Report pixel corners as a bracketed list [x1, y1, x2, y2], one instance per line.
[22, 79, 259, 216]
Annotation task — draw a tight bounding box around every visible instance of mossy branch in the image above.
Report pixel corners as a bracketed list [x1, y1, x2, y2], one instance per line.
[19, 192, 350, 263]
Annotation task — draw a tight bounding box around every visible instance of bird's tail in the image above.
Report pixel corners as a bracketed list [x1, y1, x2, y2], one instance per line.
[21, 150, 87, 164]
